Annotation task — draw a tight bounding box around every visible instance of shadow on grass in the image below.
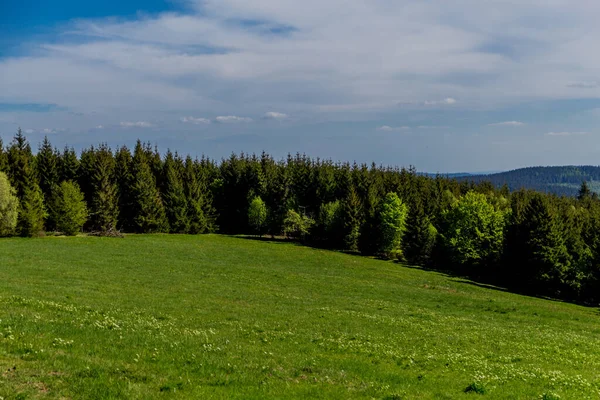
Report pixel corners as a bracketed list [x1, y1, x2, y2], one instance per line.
[233, 235, 594, 308]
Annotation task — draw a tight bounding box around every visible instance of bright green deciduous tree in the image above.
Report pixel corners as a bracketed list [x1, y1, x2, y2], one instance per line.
[376, 192, 409, 259]
[0, 172, 19, 236]
[52, 181, 88, 236]
[248, 196, 268, 236]
[440, 191, 507, 272]
[283, 209, 314, 241]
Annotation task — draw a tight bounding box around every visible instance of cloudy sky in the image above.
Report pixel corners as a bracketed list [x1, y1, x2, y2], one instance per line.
[2, 0, 600, 172]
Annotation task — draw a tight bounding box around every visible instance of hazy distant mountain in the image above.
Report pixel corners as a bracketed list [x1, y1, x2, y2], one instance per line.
[456, 166, 600, 196]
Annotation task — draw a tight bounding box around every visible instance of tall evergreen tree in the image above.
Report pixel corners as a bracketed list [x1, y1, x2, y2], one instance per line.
[90, 145, 119, 232]
[341, 185, 362, 252]
[131, 141, 168, 233]
[404, 194, 437, 266]
[0, 171, 19, 236]
[162, 151, 189, 233]
[184, 156, 208, 234]
[114, 145, 135, 231]
[36, 137, 59, 230]
[58, 145, 80, 183]
[7, 129, 45, 236]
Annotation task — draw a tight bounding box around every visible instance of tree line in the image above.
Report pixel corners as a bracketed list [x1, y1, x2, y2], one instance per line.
[2, 129, 600, 305]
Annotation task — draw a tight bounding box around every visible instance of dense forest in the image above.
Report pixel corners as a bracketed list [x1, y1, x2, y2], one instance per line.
[460, 166, 600, 196]
[3, 129, 600, 305]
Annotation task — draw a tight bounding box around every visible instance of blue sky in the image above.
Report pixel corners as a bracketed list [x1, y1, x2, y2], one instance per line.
[1, 0, 600, 172]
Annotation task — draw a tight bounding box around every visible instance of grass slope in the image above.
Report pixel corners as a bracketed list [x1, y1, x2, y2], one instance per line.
[0, 235, 599, 399]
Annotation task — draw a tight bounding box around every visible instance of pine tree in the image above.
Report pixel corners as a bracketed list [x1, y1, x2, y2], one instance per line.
[52, 181, 88, 236]
[578, 181, 592, 201]
[36, 136, 59, 200]
[36, 137, 59, 230]
[342, 185, 362, 252]
[58, 146, 79, 183]
[114, 146, 135, 231]
[131, 141, 168, 233]
[162, 151, 189, 233]
[404, 195, 437, 266]
[7, 129, 45, 236]
[184, 156, 208, 234]
[90, 145, 119, 232]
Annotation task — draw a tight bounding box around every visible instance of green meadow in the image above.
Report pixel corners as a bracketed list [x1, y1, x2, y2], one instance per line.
[1, 235, 599, 399]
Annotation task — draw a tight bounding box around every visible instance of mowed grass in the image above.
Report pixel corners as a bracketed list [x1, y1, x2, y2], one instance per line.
[1, 236, 600, 399]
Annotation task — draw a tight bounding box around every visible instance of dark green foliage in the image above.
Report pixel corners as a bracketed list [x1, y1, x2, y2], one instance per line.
[36, 136, 59, 201]
[184, 156, 212, 234]
[7, 129, 45, 236]
[59, 146, 80, 183]
[36, 137, 60, 230]
[162, 151, 189, 233]
[404, 195, 437, 266]
[341, 186, 362, 252]
[90, 145, 119, 232]
[131, 141, 168, 233]
[114, 146, 135, 231]
[52, 181, 88, 235]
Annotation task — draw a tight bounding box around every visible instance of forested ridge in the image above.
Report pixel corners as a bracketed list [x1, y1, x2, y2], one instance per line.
[459, 166, 600, 196]
[2, 129, 600, 305]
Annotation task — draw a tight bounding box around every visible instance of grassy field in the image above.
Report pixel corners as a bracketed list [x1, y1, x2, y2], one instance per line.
[1, 235, 599, 399]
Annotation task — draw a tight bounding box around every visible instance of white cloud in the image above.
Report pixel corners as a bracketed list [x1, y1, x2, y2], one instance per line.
[488, 121, 525, 126]
[546, 131, 589, 136]
[95, 125, 104, 129]
[263, 111, 288, 120]
[120, 121, 154, 128]
[215, 115, 253, 123]
[400, 98, 458, 107]
[377, 125, 410, 132]
[24, 129, 35, 134]
[181, 116, 211, 124]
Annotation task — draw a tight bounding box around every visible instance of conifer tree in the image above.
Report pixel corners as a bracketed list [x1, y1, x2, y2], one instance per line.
[52, 181, 88, 236]
[36, 137, 60, 230]
[131, 141, 168, 233]
[162, 151, 189, 233]
[7, 129, 45, 236]
[578, 181, 592, 201]
[90, 145, 119, 232]
[184, 156, 208, 234]
[58, 145, 79, 183]
[114, 146, 135, 231]
[404, 195, 437, 266]
[342, 185, 362, 252]
[36, 136, 59, 200]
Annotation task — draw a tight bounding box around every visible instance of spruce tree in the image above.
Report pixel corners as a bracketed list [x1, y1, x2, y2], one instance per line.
[578, 181, 592, 201]
[36, 136, 59, 200]
[184, 156, 208, 234]
[114, 146, 135, 231]
[59, 146, 80, 183]
[36, 137, 59, 230]
[90, 145, 119, 232]
[7, 129, 45, 236]
[342, 185, 362, 252]
[162, 151, 189, 233]
[52, 181, 88, 236]
[404, 195, 436, 266]
[131, 141, 168, 233]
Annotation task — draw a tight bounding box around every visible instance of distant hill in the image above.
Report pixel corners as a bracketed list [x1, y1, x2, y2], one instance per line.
[457, 166, 600, 196]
